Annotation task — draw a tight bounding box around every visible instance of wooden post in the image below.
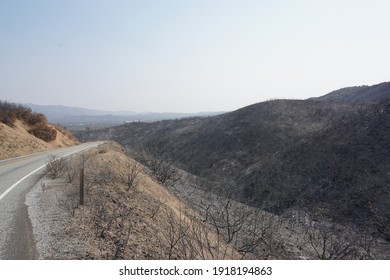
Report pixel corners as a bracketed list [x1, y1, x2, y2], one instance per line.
[79, 154, 84, 205]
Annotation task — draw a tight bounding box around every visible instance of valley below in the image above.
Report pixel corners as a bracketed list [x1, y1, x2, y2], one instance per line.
[74, 82, 390, 259]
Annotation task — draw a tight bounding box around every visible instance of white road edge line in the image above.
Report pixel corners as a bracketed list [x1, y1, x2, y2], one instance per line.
[0, 165, 47, 201]
[0, 144, 100, 202]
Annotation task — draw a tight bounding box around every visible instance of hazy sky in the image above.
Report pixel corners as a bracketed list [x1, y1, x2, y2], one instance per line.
[1, 0, 390, 113]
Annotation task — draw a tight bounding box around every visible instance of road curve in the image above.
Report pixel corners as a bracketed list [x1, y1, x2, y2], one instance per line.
[0, 142, 103, 259]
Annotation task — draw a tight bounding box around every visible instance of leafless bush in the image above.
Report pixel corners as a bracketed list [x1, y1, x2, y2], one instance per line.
[161, 175, 279, 259]
[158, 205, 241, 260]
[353, 231, 377, 260]
[149, 199, 164, 219]
[151, 158, 180, 185]
[368, 201, 390, 241]
[92, 191, 133, 259]
[46, 155, 67, 179]
[236, 209, 275, 258]
[187, 217, 217, 259]
[120, 161, 143, 189]
[204, 196, 275, 258]
[195, 179, 277, 259]
[305, 222, 384, 260]
[138, 150, 181, 185]
[64, 157, 80, 183]
[305, 223, 358, 260]
[160, 209, 188, 260]
[55, 184, 79, 217]
[86, 155, 142, 189]
[65, 158, 80, 183]
[85, 157, 118, 187]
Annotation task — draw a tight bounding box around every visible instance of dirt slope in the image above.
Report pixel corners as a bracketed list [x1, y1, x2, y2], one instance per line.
[0, 120, 77, 160]
[27, 142, 240, 259]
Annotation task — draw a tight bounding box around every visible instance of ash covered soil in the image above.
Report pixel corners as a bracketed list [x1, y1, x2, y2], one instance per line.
[26, 142, 188, 259]
[25, 142, 239, 259]
[26, 142, 389, 260]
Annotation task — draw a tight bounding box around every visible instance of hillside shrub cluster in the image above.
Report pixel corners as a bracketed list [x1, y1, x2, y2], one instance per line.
[0, 100, 57, 142]
[28, 123, 57, 142]
[0, 100, 20, 126]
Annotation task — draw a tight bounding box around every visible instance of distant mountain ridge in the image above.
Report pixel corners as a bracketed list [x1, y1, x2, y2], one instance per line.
[76, 81, 390, 244]
[25, 103, 136, 117]
[25, 103, 224, 130]
[313, 81, 390, 102]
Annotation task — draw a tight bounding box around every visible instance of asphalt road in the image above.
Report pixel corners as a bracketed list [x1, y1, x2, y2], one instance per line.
[0, 142, 102, 259]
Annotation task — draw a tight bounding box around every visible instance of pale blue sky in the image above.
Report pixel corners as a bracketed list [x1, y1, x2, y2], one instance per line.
[1, 0, 389, 112]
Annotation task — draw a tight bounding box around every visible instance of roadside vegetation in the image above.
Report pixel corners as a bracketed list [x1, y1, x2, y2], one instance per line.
[36, 142, 243, 259]
[0, 100, 57, 142]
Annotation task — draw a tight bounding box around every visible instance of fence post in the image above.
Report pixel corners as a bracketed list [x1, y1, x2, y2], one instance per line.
[79, 154, 84, 205]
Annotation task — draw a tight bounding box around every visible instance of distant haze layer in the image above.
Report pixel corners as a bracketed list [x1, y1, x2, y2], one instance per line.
[1, 1, 390, 112]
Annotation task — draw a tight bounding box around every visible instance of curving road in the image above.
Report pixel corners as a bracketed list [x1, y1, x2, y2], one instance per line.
[0, 142, 102, 259]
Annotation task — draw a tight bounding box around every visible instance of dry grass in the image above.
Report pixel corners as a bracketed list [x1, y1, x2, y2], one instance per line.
[0, 120, 77, 160]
